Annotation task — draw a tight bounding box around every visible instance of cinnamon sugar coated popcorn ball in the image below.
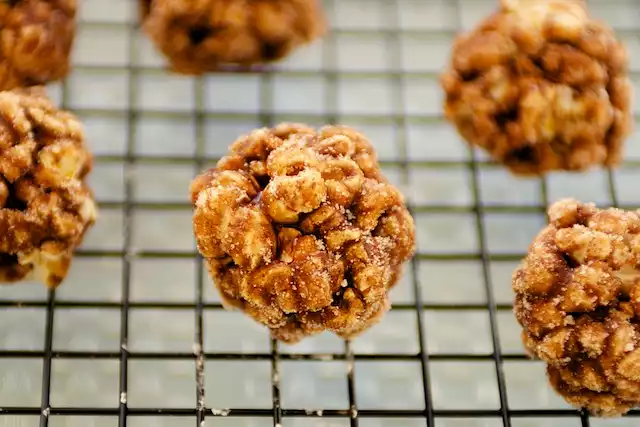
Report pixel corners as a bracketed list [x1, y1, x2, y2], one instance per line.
[0, 0, 77, 90]
[513, 199, 640, 416]
[140, 0, 326, 74]
[190, 124, 416, 343]
[441, 0, 633, 176]
[0, 87, 96, 288]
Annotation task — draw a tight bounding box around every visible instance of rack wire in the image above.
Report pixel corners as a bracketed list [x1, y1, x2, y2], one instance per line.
[1, 0, 640, 426]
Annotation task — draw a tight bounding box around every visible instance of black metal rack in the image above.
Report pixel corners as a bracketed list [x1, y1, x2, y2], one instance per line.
[0, 0, 639, 426]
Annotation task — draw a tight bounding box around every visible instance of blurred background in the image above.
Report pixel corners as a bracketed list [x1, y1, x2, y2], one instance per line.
[0, 0, 640, 426]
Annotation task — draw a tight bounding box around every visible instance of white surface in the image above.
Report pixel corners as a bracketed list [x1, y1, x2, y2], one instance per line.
[0, 0, 639, 426]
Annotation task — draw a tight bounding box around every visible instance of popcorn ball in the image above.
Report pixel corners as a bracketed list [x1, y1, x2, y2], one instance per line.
[441, 0, 633, 176]
[0, 87, 96, 288]
[0, 0, 77, 90]
[513, 198, 640, 416]
[140, 0, 326, 74]
[190, 124, 416, 343]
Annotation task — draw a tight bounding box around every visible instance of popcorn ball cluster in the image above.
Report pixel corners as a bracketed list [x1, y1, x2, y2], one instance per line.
[140, 0, 326, 74]
[0, 0, 77, 90]
[441, 0, 633, 176]
[0, 87, 96, 288]
[190, 124, 416, 343]
[513, 199, 640, 416]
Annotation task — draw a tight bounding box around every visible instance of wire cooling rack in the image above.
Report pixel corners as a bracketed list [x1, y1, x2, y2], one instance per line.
[1, 0, 640, 426]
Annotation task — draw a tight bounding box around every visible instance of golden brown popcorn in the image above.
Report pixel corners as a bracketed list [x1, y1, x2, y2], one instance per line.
[191, 123, 416, 343]
[0, 0, 76, 90]
[140, 0, 326, 74]
[441, 0, 633, 176]
[0, 87, 96, 288]
[513, 198, 640, 416]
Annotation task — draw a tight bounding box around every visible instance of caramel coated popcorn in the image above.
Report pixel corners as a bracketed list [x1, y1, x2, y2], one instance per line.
[513, 199, 640, 416]
[191, 124, 415, 343]
[140, 0, 326, 74]
[0, 0, 76, 90]
[0, 87, 96, 288]
[441, 0, 633, 176]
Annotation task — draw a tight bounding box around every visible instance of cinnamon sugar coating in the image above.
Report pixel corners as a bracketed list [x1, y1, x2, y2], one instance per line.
[140, 0, 326, 74]
[441, 0, 633, 176]
[191, 123, 416, 343]
[0, 0, 76, 90]
[513, 198, 640, 416]
[0, 87, 96, 288]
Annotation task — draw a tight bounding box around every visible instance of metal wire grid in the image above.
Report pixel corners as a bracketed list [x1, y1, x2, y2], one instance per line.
[0, 0, 639, 426]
